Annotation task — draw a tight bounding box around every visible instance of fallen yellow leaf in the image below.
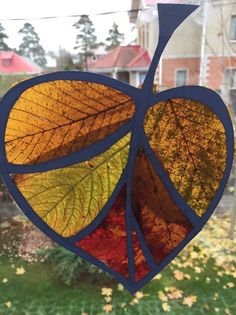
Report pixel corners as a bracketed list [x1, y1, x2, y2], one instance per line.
[226, 282, 235, 288]
[101, 288, 113, 297]
[135, 291, 144, 299]
[154, 274, 162, 280]
[183, 295, 197, 307]
[162, 302, 171, 312]
[5, 301, 12, 308]
[167, 288, 183, 300]
[104, 297, 112, 303]
[103, 304, 113, 313]
[158, 290, 168, 302]
[15, 266, 25, 275]
[117, 284, 124, 291]
[225, 308, 232, 315]
[130, 298, 139, 305]
[173, 270, 190, 281]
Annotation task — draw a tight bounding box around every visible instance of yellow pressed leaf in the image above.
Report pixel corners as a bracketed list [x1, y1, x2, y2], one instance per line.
[6, 80, 135, 165]
[144, 98, 227, 216]
[14, 134, 130, 237]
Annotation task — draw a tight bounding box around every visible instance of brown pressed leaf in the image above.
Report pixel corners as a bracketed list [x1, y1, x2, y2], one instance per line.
[144, 98, 227, 216]
[132, 150, 192, 264]
[5, 80, 135, 165]
[133, 231, 151, 281]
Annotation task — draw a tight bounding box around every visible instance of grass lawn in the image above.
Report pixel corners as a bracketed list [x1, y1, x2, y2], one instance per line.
[0, 214, 235, 315]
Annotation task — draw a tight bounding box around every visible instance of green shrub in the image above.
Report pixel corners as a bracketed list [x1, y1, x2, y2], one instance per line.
[40, 246, 112, 286]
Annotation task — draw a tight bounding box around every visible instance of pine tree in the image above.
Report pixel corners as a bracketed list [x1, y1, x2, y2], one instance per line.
[18, 23, 47, 67]
[73, 15, 97, 69]
[106, 23, 124, 51]
[0, 23, 10, 51]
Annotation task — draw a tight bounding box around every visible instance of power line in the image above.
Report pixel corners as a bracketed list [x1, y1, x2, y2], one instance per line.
[0, 8, 149, 22]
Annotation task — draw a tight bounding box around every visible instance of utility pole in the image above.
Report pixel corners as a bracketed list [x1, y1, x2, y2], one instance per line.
[199, 1, 207, 86]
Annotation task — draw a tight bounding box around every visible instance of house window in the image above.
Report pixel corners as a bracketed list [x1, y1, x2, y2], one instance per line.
[139, 72, 147, 84]
[225, 68, 236, 88]
[229, 16, 236, 40]
[175, 69, 187, 87]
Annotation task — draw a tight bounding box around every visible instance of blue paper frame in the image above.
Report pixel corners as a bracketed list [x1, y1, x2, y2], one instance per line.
[0, 4, 234, 293]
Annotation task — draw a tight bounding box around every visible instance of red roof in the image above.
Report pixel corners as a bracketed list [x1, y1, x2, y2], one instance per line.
[144, 0, 180, 5]
[0, 51, 42, 74]
[88, 45, 151, 70]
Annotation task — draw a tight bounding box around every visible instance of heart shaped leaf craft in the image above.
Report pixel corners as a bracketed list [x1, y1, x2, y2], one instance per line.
[0, 4, 234, 293]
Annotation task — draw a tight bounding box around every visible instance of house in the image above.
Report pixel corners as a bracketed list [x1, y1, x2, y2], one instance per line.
[0, 51, 42, 74]
[88, 45, 151, 86]
[130, 0, 236, 113]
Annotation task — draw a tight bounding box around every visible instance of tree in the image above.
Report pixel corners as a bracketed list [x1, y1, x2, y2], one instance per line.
[18, 23, 47, 67]
[0, 23, 10, 51]
[73, 15, 97, 70]
[105, 23, 124, 51]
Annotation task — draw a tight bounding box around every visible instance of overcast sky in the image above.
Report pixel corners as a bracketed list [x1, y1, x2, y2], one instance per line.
[0, 0, 136, 56]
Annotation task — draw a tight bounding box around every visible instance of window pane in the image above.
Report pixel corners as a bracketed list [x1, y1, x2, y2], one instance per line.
[230, 16, 236, 40]
[225, 68, 236, 87]
[176, 70, 187, 87]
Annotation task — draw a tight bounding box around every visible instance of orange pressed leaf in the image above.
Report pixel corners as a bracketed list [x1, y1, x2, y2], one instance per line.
[5, 80, 135, 165]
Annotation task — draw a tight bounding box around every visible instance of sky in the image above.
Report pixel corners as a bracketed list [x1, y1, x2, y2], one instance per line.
[0, 0, 136, 58]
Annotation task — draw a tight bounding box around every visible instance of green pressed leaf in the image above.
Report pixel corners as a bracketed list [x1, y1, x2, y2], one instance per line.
[14, 134, 131, 237]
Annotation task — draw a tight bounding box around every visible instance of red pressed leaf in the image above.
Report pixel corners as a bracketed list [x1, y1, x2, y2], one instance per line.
[75, 187, 129, 278]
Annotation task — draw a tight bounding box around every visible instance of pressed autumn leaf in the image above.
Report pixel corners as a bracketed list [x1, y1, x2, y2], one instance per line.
[5, 80, 135, 165]
[75, 186, 150, 279]
[144, 98, 227, 216]
[132, 150, 192, 264]
[14, 134, 130, 237]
